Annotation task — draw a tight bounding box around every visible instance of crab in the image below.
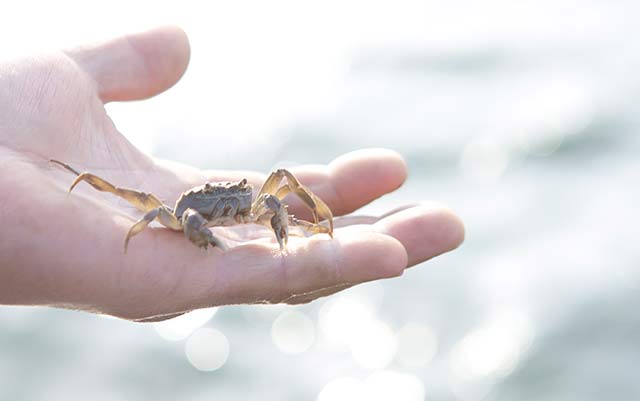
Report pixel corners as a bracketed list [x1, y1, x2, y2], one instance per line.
[50, 160, 333, 252]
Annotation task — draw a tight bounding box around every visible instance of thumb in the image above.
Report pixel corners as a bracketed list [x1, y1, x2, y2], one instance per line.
[65, 26, 191, 103]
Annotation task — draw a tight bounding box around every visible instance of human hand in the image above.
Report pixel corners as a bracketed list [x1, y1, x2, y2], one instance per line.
[0, 27, 464, 321]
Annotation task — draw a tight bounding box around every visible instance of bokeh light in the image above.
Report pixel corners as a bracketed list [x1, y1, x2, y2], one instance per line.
[450, 309, 534, 379]
[317, 371, 425, 401]
[318, 377, 365, 401]
[271, 310, 315, 355]
[449, 309, 534, 400]
[185, 327, 230, 372]
[318, 293, 397, 369]
[459, 138, 510, 183]
[349, 319, 397, 370]
[153, 308, 218, 341]
[344, 282, 386, 311]
[395, 323, 438, 368]
[364, 370, 426, 401]
[318, 295, 376, 350]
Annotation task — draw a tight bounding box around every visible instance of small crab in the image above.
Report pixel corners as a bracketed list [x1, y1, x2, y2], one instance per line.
[50, 160, 333, 252]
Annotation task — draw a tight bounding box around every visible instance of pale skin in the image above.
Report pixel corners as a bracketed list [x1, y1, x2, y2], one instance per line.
[0, 27, 465, 321]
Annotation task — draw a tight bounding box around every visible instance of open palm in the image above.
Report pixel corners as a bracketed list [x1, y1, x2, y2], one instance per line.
[0, 27, 464, 321]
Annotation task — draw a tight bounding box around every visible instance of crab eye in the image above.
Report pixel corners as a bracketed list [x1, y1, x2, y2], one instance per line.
[239, 178, 247, 187]
[204, 182, 213, 192]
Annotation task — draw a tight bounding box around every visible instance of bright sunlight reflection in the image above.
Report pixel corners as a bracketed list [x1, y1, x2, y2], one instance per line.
[349, 319, 397, 370]
[318, 294, 397, 369]
[459, 138, 510, 183]
[271, 310, 316, 355]
[364, 370, 426, 401]
[449, 309, 535, 401]
[317, 370, 425, 401]
[185, 327, 230, 372]
[318, 377, 364, 401]
[318, 296, 376, 349]
[153, 308, 218, 341]
[395, 322, 438, 368]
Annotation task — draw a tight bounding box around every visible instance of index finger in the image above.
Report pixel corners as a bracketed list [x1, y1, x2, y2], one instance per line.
[204, 148, 408, 218]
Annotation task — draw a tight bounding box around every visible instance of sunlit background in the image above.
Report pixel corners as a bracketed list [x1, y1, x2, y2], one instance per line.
[2, 1, 640, 400]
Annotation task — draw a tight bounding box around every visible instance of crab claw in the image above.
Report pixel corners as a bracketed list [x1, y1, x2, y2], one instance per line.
[264, 194, 289, 250]
[182, 208, 227, 251]
[271, 212, 289, 250]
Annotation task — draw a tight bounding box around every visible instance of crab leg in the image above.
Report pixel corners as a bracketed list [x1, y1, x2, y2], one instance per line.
[51, 160, 187, 252]
[288, 216, 332, 236]
[69, 173, 164, 212]
[51, 160, 164, 213]
[123, 206, 184, 252]
[257, 169, 334, 235]
[273, 184, 333, 233]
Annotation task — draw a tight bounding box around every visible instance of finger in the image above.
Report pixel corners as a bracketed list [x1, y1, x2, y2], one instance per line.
[133, 311, 186, 322]
[281, 204, 466, 304]
[167, 232, 408, 309]
[373, 203, 465, 267]
[291, 148, 407, 217]
[332, 204, 464, 267]
[65, 26, 190, 103]
[203, 148, 408, 218]
[331, 204, 420, 228]
[282, 283, 352, 305]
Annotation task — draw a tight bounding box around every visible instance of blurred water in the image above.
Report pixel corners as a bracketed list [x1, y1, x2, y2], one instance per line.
[2, 1, 640, 400]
